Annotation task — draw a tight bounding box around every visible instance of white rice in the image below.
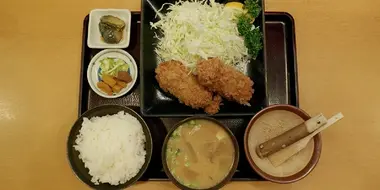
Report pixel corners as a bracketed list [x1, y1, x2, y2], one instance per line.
[74, 111, 146, 185]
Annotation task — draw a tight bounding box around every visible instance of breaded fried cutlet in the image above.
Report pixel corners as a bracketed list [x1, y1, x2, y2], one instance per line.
[155, 60, 221, 114]
[204, 95, 222, 115]
[196, 58, 254, 105]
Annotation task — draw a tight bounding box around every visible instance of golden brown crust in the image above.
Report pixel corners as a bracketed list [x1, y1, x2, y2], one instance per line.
[204, 95, 222, 114]
[196, 58, 254, 105]
[155, 60, 221, 113]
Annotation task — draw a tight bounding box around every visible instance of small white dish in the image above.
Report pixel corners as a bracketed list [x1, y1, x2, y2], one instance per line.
[88, 9, 131, 49]
[87, 49, 137, 98]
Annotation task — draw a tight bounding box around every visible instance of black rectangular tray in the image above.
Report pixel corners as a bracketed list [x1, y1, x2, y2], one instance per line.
[140, 0, 267, 116]
[78, 11, 298, 181]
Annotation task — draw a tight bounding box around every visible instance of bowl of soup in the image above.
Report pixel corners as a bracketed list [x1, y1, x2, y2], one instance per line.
[162, 117, 239, 190]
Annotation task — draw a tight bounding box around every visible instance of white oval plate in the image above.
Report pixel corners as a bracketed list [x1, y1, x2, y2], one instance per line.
[87, 49, 137, 98]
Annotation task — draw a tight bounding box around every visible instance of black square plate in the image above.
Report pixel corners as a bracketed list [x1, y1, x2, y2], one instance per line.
[140, 0, 267, 117]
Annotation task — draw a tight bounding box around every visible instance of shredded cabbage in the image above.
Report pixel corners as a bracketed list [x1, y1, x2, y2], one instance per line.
[99, 58, 129, 77]
[151, 0, 249, 72]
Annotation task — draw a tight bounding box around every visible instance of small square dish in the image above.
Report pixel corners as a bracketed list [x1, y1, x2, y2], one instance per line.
[88, 9, 131, 49]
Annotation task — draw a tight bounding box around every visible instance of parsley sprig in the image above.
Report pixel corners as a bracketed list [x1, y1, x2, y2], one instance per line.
[237, 0, 263, 59]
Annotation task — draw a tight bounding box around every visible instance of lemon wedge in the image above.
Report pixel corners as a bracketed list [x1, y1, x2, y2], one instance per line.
[225, 2, 244, 10]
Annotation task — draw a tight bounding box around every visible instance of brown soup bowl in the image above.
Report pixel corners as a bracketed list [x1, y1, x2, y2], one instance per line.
[162, 116, 239, 190]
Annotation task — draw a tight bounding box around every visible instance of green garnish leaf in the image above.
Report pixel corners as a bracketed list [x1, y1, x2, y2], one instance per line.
[172, 128, 181, 138]
[236, 0, 263, 59]
[175, 148, 181, 156]
[244, 0, 261, 18]
[187, 182, 199, 188]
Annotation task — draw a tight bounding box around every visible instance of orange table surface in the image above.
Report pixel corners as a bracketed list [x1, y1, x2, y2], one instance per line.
[1, 0, 380, 189]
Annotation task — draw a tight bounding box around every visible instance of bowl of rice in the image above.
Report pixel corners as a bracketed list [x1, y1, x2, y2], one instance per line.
[67, 105, 153, 189]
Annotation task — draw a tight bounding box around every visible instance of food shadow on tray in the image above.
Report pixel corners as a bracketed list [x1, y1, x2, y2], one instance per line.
[140, 0, 267, 117]
[79, 11, 298, 181]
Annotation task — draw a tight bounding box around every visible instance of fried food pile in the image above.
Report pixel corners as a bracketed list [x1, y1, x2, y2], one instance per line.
[196, 58, 254, 105]
[155, 61, 222, 114]
[155, 58, 254, 114]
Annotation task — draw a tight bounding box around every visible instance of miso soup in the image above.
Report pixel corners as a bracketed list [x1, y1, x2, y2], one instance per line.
[166, 119, 235, 189]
